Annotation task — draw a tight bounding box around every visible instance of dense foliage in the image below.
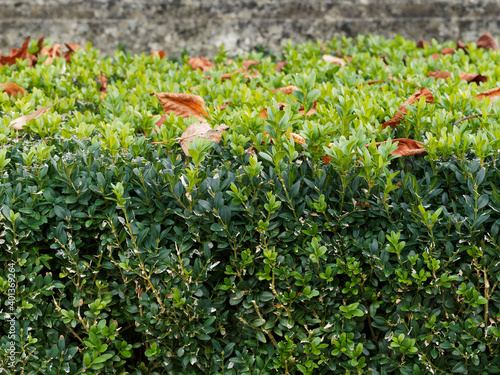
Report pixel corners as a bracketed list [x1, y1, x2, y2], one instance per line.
[2, 34, 500, 374]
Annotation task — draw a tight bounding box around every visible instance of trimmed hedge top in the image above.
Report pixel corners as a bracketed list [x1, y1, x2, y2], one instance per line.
[2, 34, 500, 374]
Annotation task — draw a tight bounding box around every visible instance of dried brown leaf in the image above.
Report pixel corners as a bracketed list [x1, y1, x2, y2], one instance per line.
[373, 138, 426, 157]
[322, 54, 346, 66]
[0, 82, 27, 98]
[188, 57, 214, 72]
[40, 44, 62, 65]
[457, 40, 468, 53]
[299, 100, 317, 116]
[286, 132, 306, 145]
[272, 85, 299, 95]
[63, 43, 83, 63]
[9, 101, 62, 130]
[416, 40, 429, 48]
[151, 50, 166, 59]
[476, 87, 500, 100]
[477, 31, 498, 50]
[243, 59, 260, 69]
[155, 92, 209, 122]
[98, 72, 108, 101]
[276, 61, 287, 72]
[177, 123, 229, 157]
[154, 115, 167, 128]
[381, 88, 434, 129]
[440, 47, 455, 55]
[219, 101, 232, 110]
[429, 53, 441, 60]
[427, 70, 452, 80]
[0, 36, 35, 66]
[458, 72, 488, 84]
[259, 103, 288, 119]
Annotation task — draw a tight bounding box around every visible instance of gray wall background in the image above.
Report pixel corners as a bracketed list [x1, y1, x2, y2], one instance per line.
[1, 0, 500, 56]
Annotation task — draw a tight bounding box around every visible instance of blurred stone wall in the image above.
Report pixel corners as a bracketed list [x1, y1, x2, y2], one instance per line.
[1, 0, 499, 56]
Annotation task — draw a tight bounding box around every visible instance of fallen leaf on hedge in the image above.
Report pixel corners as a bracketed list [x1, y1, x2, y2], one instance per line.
[154, 115, 167, 128]
[322, 54, 346, 66]
[204, 68, 257, 82]
[63, 43, 83, 62]
[151, 50, 166, 59]
[416, 40, 429, 48]
[286, 132, 306, 145]
[259, 103, 288, 119]
[458, 72, 487, 84]
[477, 31, 498, 50]
[440, 47, 455, 55]
[40, 44, 62, 65]
[98, 72, 107, 100]
[272, 85, 299, 94]
[177, 123, 229, 157]
[0, 82, 27, 97]
[299, 100, 317, 116]
[371, 138, 426, 156]
[427, 70, 452, 80]
[219, 101, 232, 110]
[243, 59, 260, 69]
[355, 201, 370, 208]
[276, 61, 287, 72]
[321, 142, 335, 164]
[427, 70, 487, 84]
[9, 101, 62, 130]
[429, 53, 441, 60]
[457, 40, 468, 53]
[0, 36, 35, 66]
[245, 145, 257, 156]
[476, 87, 500, 100]
[381, 88, 434, 129]
[155, 92, 209, 122]
[188, 57, 213, 72]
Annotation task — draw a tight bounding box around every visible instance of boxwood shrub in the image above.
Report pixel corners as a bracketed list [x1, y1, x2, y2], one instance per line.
[2, 34, 500, 374]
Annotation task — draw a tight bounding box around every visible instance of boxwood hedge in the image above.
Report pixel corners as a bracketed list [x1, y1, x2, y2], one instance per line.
[2, 34, 500, 374]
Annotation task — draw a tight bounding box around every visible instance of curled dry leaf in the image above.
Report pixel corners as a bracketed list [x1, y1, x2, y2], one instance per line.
[243, 59, 260, 69]
[457, 40, 468, 53]
[98, 72, 108, 101]
[259, 103, 288, 119]
[177, 123, 230, 157]
[154, 115, 167, 128]
[245, 145, 257, 156]
[458, 72, 487, 84]
[427, 70, 487, 84]
[188, 57, 214, 72]
[477, 31, 498, 50]
[476, 87, 500, 100]
[321, 142, 335, 164]
[272, 85, 299, 95]
[63, 43, 83, 62]
[299, 100, 317, 116]
[9, 101, 63, 130]
[372, 138, 426, 157]
[381, 88, 434, 129]
[322, 54, 346, 66]
[41, 44, 62, 65]
[276, 61, 287, 72]
[286, 132, 306, 145]
[204, 68, 257, 82]
[151, 50, 166, 59]
[0, 82, 27, 97]
[155, 92, 209, 122]
[355, 201, 370, 208]
[427, 70, 451, 80]
[416, 40, 429, 48]
[440, 47, 455, 55]
[0, 36, 36, 66]
[219, 101, 232, 110]
[260, 100, 317, 119]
